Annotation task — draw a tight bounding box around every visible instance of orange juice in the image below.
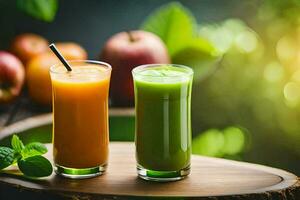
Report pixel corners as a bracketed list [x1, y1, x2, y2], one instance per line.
[50, 60, 111, 178]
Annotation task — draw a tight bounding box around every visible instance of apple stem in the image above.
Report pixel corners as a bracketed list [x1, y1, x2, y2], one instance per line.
[127, 31, 135, 42]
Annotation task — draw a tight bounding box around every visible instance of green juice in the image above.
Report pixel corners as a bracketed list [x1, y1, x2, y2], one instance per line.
[132, 64, 193, 181]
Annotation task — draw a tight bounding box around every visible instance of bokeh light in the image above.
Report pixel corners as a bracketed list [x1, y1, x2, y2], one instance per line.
[235, 30, 258, 53]
[193, 0, 300, 174]
[276, 35, 298, 65]
[222, 127, 245, 155]
[192, 129, 224, 157]
[264, 61, 284, 82]
[284, 82, 300, 107]
[192, 127, 246, 157]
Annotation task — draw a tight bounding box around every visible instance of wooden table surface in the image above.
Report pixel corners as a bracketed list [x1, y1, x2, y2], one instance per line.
[0, 142, 299, 200]
[0, 98, 299, 199]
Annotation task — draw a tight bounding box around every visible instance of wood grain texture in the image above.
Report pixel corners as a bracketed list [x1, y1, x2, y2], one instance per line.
[0, 142, 299, 200]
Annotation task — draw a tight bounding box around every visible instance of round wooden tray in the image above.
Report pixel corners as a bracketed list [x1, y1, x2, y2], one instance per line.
[0, 113, 299, 199]
[0, 142, 299, 200]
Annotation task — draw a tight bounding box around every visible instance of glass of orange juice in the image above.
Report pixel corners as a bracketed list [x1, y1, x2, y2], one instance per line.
[50, 60, 111, 179]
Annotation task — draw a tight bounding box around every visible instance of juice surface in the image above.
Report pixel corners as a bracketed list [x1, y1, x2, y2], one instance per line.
[133, 65, 193, 171]
[51, 64, 110, 168]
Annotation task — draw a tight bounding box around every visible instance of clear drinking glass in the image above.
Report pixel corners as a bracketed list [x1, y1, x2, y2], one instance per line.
[50, 60, 111, 179]
[132, 64, 193, 181]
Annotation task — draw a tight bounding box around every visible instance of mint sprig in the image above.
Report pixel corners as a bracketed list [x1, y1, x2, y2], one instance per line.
[0, 147, 15, 170]
[18, 156, 52, 177]
[11, 135, 25, 153]
[0, 135, 53, 178]
[22, 142, 48, 158]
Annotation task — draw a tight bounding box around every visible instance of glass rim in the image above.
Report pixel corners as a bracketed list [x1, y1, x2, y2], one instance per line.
[132, 64, 193, 77]
[50, 60, 112, 74]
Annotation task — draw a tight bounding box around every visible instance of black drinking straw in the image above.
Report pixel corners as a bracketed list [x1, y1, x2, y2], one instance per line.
[49, 43, 72, 71]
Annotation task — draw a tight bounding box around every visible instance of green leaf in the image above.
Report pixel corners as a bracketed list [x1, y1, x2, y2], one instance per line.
[17, 0, 58, 22]
[18, 155, 53, 177]
[0, 147, 15, 170]
[11, 135, 24, 153]
[172, 38, 221, 81]
[22, 142, 48, 158]
[141, 2, 220, 80]
[141, 2, 197, 56]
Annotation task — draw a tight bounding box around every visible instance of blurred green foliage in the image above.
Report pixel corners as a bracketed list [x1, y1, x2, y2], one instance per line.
[17, 0, 58, 22]
[141, 2, 198, 57]
[192, 129, 224, 157]
[193, 1, 300, 173]
[142, 1, 300, 174]
[141, 2, 220, 81]
[192, 127, 246, 158]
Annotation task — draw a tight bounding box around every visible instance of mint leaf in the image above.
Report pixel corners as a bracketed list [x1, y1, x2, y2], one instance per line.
[22, 142, 48, 158]
[141, 2, 197, 56]
[17, 0, 58, 22]
[18, 155, 53, 177]
[11, 135, 24, 153]
[0, 147, 15, 170]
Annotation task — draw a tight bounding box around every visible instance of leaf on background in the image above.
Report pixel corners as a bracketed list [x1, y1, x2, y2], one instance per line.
[17, 0, 58, 22]
[0, 147, 15, 170]
[18, 155, 53, 177]
[141, 2, 220, 80]
[141, 2, 197, 56]
[11, 135, 24, 153]
[172, 38, 221, 81]
[22, 142, 48, 158]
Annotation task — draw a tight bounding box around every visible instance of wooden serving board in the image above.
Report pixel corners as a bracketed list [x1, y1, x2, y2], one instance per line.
[0, 142, 299, 200]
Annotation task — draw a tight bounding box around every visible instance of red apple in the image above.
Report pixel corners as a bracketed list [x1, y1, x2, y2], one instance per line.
[10, 33, 49, 64]
[0, 51, 25, 103]
[100, 30, 170, 106]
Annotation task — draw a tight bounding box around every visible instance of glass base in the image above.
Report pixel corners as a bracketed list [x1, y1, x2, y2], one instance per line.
[137, 165, 190, 182]
[55, 164, 106, 179]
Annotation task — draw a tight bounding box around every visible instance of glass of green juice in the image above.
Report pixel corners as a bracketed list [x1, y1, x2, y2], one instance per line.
[132, 64, 193, 182]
